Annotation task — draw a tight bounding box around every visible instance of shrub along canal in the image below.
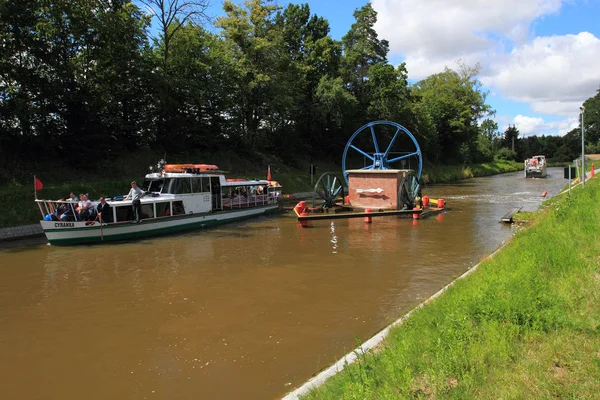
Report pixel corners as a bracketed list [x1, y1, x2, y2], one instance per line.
[0, 168, 569, 399]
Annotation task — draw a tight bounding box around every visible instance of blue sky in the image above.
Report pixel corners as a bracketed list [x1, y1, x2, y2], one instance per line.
[202, 0, 599, 136]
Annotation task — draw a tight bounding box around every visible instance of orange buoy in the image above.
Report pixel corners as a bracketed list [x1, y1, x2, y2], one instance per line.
[364, 208, 372, 223]
[422, 196, 429, 207]
[542, 191, 547, 197]
[412, 206, 420, 219]
[438, 199, 445, 209]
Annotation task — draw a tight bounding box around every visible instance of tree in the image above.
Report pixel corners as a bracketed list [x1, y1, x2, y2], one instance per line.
[414, 63, 493, 162]
[340, 3, 388, 101]
[140, 0, 209, 74]
[582, 89, 600, 147]
[504, 125, 519, 151]
[476, 119, 500, 162]
[216, 0, 288, 149]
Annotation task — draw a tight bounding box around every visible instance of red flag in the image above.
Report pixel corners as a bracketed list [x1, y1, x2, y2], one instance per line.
[34, 177, 43, 191]
[267, 165, 272, 181]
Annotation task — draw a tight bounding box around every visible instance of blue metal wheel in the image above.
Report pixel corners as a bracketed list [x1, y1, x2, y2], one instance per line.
[398, 171, 422, 210]
[342, 121, 422, 184]
[312, 172, 346, 209]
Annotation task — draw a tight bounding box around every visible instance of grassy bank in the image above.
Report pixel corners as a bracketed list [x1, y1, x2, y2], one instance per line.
[422, 159, 521, 184]
[302, 177, 600, 398]
[1, 156, 520, 228]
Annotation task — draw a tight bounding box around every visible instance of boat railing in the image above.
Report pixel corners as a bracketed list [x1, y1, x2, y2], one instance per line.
[221, 193, 278, 209]
[35, 199, 84, 222]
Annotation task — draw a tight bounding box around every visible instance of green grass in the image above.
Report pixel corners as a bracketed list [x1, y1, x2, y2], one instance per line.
[1, 153, 520, 228]
[301, 177, 600, 399]
[422, 160, 522, 184]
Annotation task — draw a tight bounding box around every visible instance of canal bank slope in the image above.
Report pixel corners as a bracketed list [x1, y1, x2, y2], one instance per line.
[290, 175, 600, 399]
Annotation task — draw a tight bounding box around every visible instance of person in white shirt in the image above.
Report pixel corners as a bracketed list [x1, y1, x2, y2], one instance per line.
[125, 181, 143, 222]
[76, 193, 93, 220]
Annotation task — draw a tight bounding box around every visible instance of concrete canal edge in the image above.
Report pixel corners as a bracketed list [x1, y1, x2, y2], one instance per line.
[0, 224, 44, 243]
[282, 242, 509, 400]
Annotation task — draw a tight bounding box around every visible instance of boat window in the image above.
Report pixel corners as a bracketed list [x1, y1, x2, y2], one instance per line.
[192, 178, 204, 193]
[167, 178, 192, 194]
[172, 201, 185, 215]
[180, 178, 192, 194]
[145, 179, 164, 193]
[114, 205, 131, 222]
[141, 204, 154, 219]
[167, 179, 180, 194]
[156, 202, 170, 217]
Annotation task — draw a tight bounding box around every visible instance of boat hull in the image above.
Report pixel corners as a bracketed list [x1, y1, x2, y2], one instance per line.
[525, 167, 547, 178]
[41, 205, 280, 245]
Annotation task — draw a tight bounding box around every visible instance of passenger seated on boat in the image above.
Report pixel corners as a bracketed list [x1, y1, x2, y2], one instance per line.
[76, 193, 93, 220]
[54, 199, 68, 220]
[96, 197, 112, 223]
[59, 204, 75, 221]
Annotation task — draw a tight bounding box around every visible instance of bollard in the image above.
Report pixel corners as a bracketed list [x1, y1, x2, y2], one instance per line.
[422, 196, 429, 207]
[412, 206, 420, 219]
[364, 208, 372, 223]
[344, 195, 350, 205]
[300, 212, 308, 227]
[542, 191, 547, 197]
[592, 163, 595, 178]
[438, 198, 445, 209]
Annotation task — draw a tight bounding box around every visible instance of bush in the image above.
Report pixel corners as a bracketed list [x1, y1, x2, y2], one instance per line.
[496, 147, 517, 161]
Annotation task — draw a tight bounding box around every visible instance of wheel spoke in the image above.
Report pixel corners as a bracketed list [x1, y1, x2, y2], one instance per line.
[359, 165, 374, 170]
[332, 185, 343, 198]
[384, 127, 400, 158]
[350, 145, 374, 161]
[316, 188, 327, 200]
[387, 151, 420, 164]
[370, 125, 380, 153]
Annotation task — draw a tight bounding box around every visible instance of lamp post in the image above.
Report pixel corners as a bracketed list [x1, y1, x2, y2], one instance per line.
[580, 106, 585, 188]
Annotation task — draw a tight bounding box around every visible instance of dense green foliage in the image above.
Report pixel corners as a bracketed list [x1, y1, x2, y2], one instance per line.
[302, 175, 600, 399]
[1, 0, 596, 185]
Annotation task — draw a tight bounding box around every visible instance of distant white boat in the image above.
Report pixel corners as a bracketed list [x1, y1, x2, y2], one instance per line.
[35, 161, 281, 245]
[524, 155, 547, 178]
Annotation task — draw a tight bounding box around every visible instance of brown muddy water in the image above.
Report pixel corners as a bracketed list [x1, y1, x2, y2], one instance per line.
[0, 168, 567, 399]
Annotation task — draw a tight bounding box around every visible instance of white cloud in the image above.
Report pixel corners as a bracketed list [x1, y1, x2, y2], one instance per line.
[372, 0, 562, 79]
[502, 114, 580, 136]
[372, 0, 599, 130]
[513, 115, 545, 135]
[486, 32, 600, 106]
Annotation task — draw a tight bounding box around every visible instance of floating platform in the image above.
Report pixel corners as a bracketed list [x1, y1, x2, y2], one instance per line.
[293, 203, 445, 223]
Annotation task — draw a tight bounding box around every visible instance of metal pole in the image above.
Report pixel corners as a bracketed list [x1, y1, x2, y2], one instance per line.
[581, 106, 585, 188]
[569, 166, 571, 194]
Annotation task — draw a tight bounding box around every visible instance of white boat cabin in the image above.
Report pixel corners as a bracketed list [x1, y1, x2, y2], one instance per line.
[36, 163, 281, 224]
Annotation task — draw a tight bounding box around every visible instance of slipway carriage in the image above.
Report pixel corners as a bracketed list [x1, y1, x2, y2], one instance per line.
[294, 121, 445, 225]
[36, 161, 281, 245]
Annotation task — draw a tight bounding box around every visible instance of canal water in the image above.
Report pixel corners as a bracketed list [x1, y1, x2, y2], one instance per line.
[0, 168, 568, 400]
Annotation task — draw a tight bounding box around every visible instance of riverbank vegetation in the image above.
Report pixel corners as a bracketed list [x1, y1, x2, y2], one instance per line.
[301, 176, 600, 398]
[2, 0, 599, 189]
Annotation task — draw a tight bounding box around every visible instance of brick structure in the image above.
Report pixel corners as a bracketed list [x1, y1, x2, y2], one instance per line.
[347, 169, 412, 210]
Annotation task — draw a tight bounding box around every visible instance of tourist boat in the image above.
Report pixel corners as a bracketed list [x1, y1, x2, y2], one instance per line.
[35, 160, 282, 245]
[524, 155, 547, 178]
